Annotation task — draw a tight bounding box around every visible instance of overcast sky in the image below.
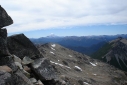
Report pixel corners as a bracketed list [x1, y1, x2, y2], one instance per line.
[1, 0, 127, 38]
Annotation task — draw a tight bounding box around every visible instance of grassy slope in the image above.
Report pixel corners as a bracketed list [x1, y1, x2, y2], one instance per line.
[91, 43, 113, 60]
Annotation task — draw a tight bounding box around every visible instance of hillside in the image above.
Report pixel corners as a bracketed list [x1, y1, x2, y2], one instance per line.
[37, 43, 127, 85]
[92, 37, 127, 72]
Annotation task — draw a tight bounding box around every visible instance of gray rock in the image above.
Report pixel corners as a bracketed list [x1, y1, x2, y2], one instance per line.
[12, 70, 33, 85]
[37, 80, 44, 85]
[22, 69, 30, 78]
[22, 56, 34, 65]
[14, 62, 23, 70]
[31, 58, 57, 81]
[0, 70, 33, 85]
[30, 78, 37, 83]
[0, 28, 10, 56]
[12, 55, 22, 64]
[7, 34, 42, 59]
[0, 71, 13, 85]
[0, 5, 13, 28]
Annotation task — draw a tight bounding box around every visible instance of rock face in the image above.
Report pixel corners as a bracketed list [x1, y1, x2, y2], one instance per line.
[0, 6, 36, 85]
[7, 34, 42, 59]
[37, 43, 127, 85]
[0, 28, 10, 56]
[0, 5, 13, 28]
[92, 38, 127, 72]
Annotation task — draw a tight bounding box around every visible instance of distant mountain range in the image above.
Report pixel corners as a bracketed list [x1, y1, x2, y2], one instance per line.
[30, 34, 127, 55]
[92, 37, 127, 72]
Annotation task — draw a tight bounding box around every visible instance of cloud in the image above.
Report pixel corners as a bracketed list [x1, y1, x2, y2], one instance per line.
[1, 0, 127, 33]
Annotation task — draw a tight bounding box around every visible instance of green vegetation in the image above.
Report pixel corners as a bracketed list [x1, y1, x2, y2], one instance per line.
[91, 42, 113, 60]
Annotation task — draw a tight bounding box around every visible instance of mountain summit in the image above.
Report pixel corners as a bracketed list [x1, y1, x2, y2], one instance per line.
[46, 34, 59, 38]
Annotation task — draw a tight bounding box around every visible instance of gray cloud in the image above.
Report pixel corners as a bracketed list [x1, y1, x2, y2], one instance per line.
[1, 0, 127, 33]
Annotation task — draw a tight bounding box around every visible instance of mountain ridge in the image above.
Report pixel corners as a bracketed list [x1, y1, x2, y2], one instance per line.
[37, 43, 127, 85]
[92, 37, 127, 72]
[30, 34, 127, 55]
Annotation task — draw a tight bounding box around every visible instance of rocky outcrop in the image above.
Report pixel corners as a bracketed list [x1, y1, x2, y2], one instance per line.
[0, 28, 10, 56]
[0, 5, 13, 28]
[7, 34, 42, 59]
[0, 6, 41, 85]
[0, 70, 12, 85]
[0, 70, 33, 85]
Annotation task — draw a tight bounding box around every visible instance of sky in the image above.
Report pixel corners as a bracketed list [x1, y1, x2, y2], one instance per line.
[1, 0, 127, 38]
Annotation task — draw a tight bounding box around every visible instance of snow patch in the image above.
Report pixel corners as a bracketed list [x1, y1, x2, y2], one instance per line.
[74, 66, 82, 71]
[51, 44, 56, 47]
[65, 66, 71, 69]
[51, 47, 55, 50]
[69, 55, 73, 57]
[84, 82, 90, 85]
[93, 74, 97, 76]
[90, 62, 96, 66]
[50, 51, 55, 54]
[50, 61, 71, 69]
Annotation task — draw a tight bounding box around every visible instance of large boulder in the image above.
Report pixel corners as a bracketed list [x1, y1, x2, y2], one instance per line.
[31, 58, 57, 81]
[12, 70, 33, 85]
[0, 70, 33, 85]
[0, 5, 13, 28]
[7, 34, 42, 59]
[0, 28, 10, 56]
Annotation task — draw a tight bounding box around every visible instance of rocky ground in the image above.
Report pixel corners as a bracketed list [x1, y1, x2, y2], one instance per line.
[0, 5, 127, 85]
[37, 43, 127, 85]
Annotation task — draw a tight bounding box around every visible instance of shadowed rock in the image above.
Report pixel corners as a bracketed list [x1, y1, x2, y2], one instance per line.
[7, 34, 42, 59]
[0, 55, 18, 71]
[0, 5, 13, 28]
[0, 71, 13, 85]
[12, 70, 33, 85]
[0, 28, 10, 56]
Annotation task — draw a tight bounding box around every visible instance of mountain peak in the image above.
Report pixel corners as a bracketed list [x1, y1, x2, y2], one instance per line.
[46, 34, 59, 38]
